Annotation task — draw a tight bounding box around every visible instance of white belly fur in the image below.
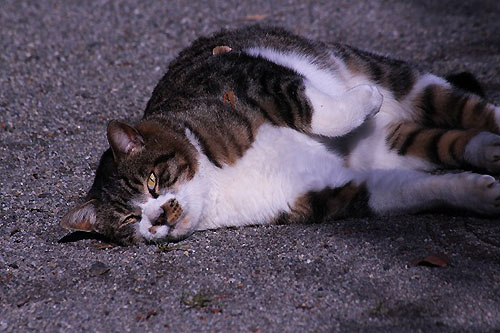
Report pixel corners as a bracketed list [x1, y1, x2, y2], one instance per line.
[196, 124, 354, 230]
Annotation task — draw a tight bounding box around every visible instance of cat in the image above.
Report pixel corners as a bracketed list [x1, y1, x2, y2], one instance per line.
[61, 26, 500, 245]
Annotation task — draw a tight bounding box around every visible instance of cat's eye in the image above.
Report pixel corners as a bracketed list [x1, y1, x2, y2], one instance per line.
[119, 215, 139, 229]
[147, 172, 157, 192]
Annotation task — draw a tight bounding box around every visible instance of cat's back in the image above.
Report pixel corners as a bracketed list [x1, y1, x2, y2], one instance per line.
[166, 25, 326, 77]
[144, 26, 331, 116]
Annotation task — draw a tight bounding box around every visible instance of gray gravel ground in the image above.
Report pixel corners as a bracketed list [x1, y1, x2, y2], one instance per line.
[1, 0, 500, 332]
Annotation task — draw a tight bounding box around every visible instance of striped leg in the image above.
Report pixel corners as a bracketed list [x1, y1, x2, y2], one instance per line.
[386, 122, 500, 173]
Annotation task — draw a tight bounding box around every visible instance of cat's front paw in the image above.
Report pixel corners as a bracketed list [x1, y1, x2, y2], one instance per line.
[347, 85, 383, 119]
[465, 132, 500, 174]
[160, 199, 184, 225]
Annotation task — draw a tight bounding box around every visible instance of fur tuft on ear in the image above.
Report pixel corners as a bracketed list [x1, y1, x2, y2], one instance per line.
[107, 120, 144, 161]
[61, 200, 98, 232]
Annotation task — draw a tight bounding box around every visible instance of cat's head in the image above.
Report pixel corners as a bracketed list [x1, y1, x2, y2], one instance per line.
[61, 119, 204, 244]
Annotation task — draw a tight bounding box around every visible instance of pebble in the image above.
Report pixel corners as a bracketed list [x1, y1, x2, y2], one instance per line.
[89, 261, 110, 276]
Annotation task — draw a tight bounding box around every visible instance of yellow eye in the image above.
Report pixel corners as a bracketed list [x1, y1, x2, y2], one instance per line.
[147, 172, 157, 191]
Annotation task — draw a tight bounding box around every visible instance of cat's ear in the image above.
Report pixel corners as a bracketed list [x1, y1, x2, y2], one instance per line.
[107, 120, 144, 161]
[60, 200, 97, 232]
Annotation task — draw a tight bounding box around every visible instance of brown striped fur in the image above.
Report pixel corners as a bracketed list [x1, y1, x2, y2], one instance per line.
[386, 122, 481, 168]
[382, 83, 499, 168]
[414, 84, 498, 132]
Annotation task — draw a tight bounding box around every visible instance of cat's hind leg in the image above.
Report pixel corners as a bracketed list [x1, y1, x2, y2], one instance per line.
[282, 169, 500, 224]
[305, 81, 383, 137]
[363, 169, 500, 216]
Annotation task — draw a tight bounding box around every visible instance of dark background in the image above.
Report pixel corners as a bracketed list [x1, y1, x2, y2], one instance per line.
[1, 1, 499, 331]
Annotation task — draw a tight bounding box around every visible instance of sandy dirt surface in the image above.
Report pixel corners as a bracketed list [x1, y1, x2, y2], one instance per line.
[1, 0, 499, 331]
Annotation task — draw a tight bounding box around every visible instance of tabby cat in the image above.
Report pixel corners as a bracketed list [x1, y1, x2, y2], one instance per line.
[61, 26, 500, 244]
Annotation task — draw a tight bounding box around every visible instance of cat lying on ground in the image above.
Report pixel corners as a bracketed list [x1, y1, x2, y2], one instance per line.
[61, 26, 500, 244]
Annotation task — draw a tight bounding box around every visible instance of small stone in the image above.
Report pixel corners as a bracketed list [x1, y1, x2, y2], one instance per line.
[17, 297, 30, 307]
[89, 261, 110, 276]
[78, 91, 92, 99]
[9, 229, 20, 237]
